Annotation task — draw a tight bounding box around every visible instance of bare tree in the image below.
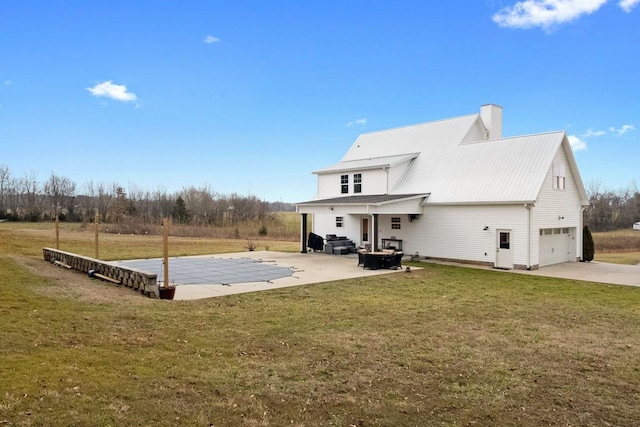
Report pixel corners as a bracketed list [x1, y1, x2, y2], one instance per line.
[96, 182, 118, 222]
[44, 173, 76, 219]
[0, 164, 10, 216]
[17, 171, 42, 220]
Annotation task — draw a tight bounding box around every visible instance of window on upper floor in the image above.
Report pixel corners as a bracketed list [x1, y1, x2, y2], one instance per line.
[336, 216, 344, 227]
[341, 175, 348, 194]
[553, 162, 566, 190]
[353, 173, 362, 193]
[391, 217, 401, 230]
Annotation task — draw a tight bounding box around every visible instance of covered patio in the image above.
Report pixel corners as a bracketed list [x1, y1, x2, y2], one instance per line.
[296, 193, 429, 255]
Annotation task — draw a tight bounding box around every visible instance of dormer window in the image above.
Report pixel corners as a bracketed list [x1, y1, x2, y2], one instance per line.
[553, 163, 566, 190]
[341, 175, 348, 194]
[354, 173, 362, 193]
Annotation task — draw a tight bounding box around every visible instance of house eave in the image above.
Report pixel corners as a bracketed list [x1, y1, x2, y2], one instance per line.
[422, 200, 537, 206]
[296, 193, 429, 208]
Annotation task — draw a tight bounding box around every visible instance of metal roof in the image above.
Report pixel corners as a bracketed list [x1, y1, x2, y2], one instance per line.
[304, 111, 588, 206]
[341, 114, 479, 162]
[396, 131, 580, 204]
[312, 153, 419, 174]
[297, 193, 428, 206]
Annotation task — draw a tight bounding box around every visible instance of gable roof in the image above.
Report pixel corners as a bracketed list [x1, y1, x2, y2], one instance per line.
[342, 114, 479, 162]
[303, 108, 588, 207]
[395, 131, 587, 205]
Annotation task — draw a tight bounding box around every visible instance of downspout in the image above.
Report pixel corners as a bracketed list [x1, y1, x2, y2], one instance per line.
[580, 206, 585, 261]
[526, 203, 532, 270]
[384, 166, 389, 195]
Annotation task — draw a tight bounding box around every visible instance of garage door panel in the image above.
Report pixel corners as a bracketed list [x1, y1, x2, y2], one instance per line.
[540, 228, 572, 267]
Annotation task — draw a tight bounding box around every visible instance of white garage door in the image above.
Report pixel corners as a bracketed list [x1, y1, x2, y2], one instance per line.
[539, 228, 572, 267]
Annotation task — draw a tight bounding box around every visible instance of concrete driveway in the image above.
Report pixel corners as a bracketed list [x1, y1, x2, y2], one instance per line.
[519, 261, 640, 287]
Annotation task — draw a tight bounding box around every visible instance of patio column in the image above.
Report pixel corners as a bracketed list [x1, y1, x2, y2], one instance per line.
[372, 213, 379, 251]
[300, 213, 308, 253]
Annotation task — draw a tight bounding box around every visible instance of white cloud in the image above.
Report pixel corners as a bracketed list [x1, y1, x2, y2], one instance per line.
[492, 0, 608, 30]
[87, 81, 137, 102]
[204, 35, 220, 44]
[620, 0, 640, 12]
[609, 124, 636, 135]
[581, 128, 606, 137]
[568, 134, 588, 151]
[346, 118, 367, 127]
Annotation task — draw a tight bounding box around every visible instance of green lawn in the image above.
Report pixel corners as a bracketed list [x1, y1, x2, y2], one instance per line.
[1, 223, 639, 426]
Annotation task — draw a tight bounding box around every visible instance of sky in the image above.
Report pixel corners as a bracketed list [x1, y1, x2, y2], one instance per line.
[1, 0, 639, 203]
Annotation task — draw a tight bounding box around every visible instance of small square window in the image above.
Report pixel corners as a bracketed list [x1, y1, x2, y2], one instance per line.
[391, 217, 401, 230]
[336, 216, 344, 228]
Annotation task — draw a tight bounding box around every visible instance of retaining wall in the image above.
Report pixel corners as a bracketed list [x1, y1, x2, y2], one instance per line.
[43, 247, 159, 298]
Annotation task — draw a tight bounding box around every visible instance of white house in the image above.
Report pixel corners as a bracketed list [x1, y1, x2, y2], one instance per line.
[296, 104, 589, 270]
[633, 222, 640, 231]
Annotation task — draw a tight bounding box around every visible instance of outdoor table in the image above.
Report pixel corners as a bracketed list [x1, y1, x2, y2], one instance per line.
[361, 251, 403, 270]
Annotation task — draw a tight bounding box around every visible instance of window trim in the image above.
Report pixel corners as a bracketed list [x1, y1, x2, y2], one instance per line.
[353, 173, 362, 194]
[391, 216, 401, 230]
[553, 162, 566, 190]
[340, 175, 349, 194]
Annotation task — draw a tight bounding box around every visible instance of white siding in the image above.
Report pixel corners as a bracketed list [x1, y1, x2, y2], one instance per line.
[317, 170, 388, 198]
[372, 198, 424, 214]
[410, 205, 530, 266]
[461, 119, 487, 143]
[531, 146, 583, 265]
[312, 213, 360, 242]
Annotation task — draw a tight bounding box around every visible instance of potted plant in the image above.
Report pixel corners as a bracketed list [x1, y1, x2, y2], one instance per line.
[159, 283, 176, 300]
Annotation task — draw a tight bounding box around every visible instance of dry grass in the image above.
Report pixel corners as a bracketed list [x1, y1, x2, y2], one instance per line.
[593, 229, 640, 253]
[593, 229, 640, 265]
[595, 252, 640, 265]
[1, 223, 640, 426]
[0, 221, 299, 260]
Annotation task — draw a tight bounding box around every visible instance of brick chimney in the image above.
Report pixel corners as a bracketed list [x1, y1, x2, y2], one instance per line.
[480, 104, 503, 140]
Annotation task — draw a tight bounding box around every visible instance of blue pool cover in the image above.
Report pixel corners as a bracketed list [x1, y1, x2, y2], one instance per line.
[114, 256, 294, 286]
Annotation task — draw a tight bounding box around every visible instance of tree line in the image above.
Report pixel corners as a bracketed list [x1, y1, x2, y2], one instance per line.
[0, 166, 295, 226]
[584, 181, 640, 232]
[1, 165, 637, 233]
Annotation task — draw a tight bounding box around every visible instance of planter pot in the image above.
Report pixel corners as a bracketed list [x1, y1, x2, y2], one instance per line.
[159, 286, 176, 300]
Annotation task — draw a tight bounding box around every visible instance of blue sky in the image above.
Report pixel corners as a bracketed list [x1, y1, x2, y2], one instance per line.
[1, 0, 638, 203]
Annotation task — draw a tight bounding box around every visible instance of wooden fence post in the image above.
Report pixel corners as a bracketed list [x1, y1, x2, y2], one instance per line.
[163, 217, 169, 288]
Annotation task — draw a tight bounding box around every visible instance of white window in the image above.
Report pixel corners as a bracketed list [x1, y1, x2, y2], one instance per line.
[391, 217, 401, 230]
[353, 173, 362, 193]
[553, 162, 566, 190]
[336, 216, 344, 227]
[340, 175, 348, 194]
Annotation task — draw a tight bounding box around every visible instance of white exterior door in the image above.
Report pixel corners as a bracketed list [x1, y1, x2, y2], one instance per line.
[539, 228, 572, 266]
[495, 230, 513, 269]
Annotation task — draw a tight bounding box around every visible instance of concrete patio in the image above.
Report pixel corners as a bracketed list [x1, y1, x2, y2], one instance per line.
[116, 251, 410, 300]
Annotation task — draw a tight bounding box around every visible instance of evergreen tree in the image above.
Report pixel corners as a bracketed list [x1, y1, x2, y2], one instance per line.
[583, 225, 595, 262]
[172, 196, 190, 224]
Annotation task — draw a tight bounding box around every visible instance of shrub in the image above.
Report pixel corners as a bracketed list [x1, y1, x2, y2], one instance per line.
[583, 225, 595, 262]
[259, 224, 268, 236]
